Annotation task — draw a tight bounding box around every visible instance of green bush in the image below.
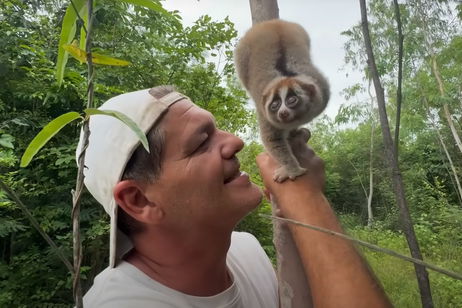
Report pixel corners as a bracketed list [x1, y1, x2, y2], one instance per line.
[348, 219, 462, 308]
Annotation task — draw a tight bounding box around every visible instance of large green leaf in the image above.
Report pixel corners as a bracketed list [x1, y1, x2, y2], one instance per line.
[79, 5, 88, 51]
[118, 0, 171, 18]
[21, 112, 82, 167]
[55, 0, 87, 85]
[84, 108, 149, 152]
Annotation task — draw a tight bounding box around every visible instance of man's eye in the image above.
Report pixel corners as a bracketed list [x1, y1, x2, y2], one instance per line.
[193, 137, 209, 153]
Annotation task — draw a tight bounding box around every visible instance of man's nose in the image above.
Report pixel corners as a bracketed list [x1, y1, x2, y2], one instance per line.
[221, 131, 244, 159]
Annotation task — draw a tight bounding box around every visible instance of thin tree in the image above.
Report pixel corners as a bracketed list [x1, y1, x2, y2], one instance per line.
[424, 97, 462, 206]
[367, 80, 376, 226]
[413, 0, 462, 155]
[358, 0, 434, 307]
[393, 0, 404, 157]
[72, 0, 95, 306]
[248, 0, 313, 307]
[249, 0, 279, 25]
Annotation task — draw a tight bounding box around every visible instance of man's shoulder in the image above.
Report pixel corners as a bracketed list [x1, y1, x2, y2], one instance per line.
[229, 231, 268, 258]
[228, 232, 278, 306]
[229, 231, 274, 275]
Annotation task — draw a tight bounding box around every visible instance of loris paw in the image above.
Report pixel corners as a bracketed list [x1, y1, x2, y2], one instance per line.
[289, 127, 311, 142]
[273, 166, 307, 183]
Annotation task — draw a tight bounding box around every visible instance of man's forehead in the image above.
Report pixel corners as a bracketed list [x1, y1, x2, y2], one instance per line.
[162, 99, 213, 124]
[156, 99, 215, 156]
[156, 99, 216, 141]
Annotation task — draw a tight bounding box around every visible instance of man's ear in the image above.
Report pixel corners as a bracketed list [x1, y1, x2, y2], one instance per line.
[113, 180, 164, 224]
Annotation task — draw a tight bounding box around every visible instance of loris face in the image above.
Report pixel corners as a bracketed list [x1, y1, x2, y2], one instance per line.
[262, 75, 325, 130]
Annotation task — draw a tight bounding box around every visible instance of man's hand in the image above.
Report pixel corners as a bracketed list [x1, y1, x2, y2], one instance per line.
[256, 128, 325, 215]
[256, 129, 393, 308]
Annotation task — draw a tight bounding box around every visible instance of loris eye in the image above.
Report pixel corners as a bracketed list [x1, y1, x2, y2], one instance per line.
[269, 99, 281, 111]
[286, 96, 299, 107]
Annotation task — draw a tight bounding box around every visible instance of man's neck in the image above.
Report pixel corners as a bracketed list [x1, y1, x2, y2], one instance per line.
[125, 227, 233, 296]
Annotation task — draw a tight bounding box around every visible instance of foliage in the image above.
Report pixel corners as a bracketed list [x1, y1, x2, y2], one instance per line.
[1, 0, 462, 306]
[0, 0, 253, 306]
[334, 0, 462, 305]
[348, 214, 462, 307]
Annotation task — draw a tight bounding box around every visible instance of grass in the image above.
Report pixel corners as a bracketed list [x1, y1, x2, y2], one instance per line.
[349, 226, 462, 308]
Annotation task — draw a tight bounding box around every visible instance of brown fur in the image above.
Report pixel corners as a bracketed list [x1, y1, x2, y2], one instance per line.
[234, 20, 330, 182]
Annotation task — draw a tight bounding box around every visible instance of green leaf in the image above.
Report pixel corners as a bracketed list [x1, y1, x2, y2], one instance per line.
[118, 0, 171, 18]
[79, 26, 86, 51]
[63, 41, 131, 66]
[21, 112, 81, 167]
[91, 53, 131, 66]
[55, 0, 87, 85]
[0, 134, 14, 149]
[79, 7, 88, 51]
[84, 108, 149, 152]
[62, 41, 87, 63]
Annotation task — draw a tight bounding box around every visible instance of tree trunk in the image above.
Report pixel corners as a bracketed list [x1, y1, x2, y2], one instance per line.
[249, 0, 279, 25]
[393, 0, 404, 158]
[247, 1, 313, 307]
[347, 157, 373, 224]
[367, 123, 374, 226]
[272, 216, 313, 308]
[434, 122, 462, 205]
[367, 81, 375, 226]
[359, 1, 434, 307]
[459, 84, 462, 111]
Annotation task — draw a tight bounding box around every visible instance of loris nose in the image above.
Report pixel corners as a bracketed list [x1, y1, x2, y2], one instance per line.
[279, 110, 289, 119]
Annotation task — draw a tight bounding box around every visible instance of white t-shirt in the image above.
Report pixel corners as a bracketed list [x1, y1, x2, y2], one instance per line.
[83, 232, 279, 308]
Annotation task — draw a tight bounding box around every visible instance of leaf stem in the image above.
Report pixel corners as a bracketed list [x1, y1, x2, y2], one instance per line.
[71, 0, 94, 306]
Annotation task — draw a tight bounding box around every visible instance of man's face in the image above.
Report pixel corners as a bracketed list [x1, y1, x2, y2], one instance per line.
[142, 99, 262, 231]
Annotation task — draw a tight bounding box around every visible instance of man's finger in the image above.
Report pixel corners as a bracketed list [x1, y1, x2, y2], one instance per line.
[256, 152, 281, 188]
[255, 152, 269, 166]
[256, 152, 279, 169]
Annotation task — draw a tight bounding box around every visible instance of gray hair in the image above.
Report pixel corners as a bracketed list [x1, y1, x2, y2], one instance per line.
[117, 85, 176, 236]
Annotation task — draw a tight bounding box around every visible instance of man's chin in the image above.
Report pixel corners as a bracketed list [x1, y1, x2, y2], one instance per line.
[243, 186, 264, 211]
[225, 182, 262, 208]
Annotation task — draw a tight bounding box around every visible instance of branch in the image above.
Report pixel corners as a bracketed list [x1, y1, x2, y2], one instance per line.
[347, 159, 368, 200]
[0, 179, 74, 273]
[260, 214, 462, 281]
[71, 1, 94, 306]
[359, 1, 434, 306]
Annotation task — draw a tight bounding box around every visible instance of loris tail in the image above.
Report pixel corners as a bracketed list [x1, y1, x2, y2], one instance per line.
[234, 19, 330, 182]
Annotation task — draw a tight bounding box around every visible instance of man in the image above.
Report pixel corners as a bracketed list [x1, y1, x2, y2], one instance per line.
[79, 85, 392, 307]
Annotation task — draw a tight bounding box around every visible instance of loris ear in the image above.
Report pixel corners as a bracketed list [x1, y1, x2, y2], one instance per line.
[300, 82, 317, 98]
[294, 75, 319, 99]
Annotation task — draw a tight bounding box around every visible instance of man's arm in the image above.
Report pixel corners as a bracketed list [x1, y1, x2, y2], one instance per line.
[256, 133, 393, 308]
